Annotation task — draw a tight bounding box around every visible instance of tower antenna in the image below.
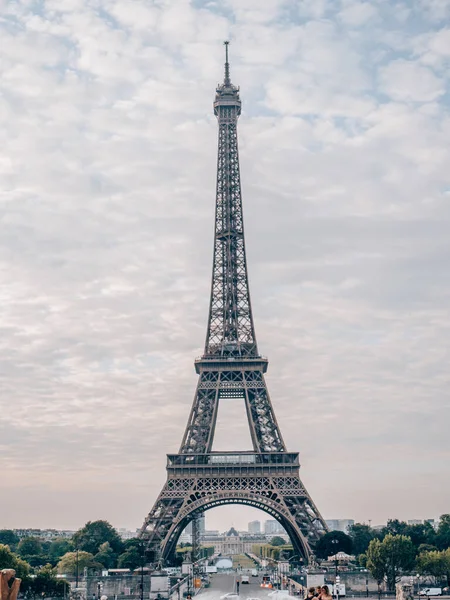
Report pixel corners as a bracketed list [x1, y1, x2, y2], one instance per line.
[224, 40, 231, 86]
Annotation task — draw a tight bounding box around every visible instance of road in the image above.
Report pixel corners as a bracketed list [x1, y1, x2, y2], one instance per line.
[196, 574, 282, 600]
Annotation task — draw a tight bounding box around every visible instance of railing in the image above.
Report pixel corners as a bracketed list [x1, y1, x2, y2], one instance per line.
[167, 452, 299, 467]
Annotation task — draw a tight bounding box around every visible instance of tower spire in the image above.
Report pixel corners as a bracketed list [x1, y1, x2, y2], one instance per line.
[224, 40, 231, 86]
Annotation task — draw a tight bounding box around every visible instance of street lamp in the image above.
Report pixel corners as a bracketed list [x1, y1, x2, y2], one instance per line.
[75, 545, 79, 589]
[364, 569, 369, 598]
[331, 540, 339, 600]
[138, 541, 146, 600]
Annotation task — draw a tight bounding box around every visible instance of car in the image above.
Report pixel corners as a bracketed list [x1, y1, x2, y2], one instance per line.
[241, 576, 250, 584]
[419, 590, 442, 597]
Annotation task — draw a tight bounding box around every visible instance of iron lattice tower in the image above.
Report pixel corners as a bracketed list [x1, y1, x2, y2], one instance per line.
[139, 42, 327, 563]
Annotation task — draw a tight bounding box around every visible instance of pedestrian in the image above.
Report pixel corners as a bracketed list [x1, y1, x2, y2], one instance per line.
[321, 586, 333, 600]
[315, 587, 323, 598]
[306, 587, 316, 600]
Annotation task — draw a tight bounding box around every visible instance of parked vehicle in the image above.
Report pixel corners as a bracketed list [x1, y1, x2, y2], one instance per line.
[261, 575, 273, 589]
[419, 589, 442, 596]
[241, 576, 250, 584]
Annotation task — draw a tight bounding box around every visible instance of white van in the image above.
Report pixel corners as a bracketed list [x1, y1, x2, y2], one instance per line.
[419, 589, 442, 597]
[241, 576, 250, 584]
[251, 569, 258, 577]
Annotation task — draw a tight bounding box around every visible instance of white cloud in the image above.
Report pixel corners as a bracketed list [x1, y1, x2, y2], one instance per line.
[338, 1, 378, 27]
[378, 59, 445, 102]
[0, 0, 449, 532]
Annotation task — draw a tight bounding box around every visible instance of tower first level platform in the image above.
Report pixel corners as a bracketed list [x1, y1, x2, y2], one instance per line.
[142, 451, 326, 563]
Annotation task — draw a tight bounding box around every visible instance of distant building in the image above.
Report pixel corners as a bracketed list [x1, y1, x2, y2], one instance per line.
[183, 514, 205, 535]
[264, 520, 285, 535]
[407, 520, 423, 526]
[13, 529, 75, 540]
[118, 529, 139, 540]
[212, 528, 266, 555]
[325, 519, 355, 533]
[248, 520, 261, 534]
[178, 532, 192, 544]
[424, 519, 438, 530]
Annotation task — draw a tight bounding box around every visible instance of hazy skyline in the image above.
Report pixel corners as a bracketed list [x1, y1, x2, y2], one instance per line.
[1, 0, 449, 534]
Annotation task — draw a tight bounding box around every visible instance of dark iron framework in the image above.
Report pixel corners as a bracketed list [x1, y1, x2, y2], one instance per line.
[139, 42, 328, 563]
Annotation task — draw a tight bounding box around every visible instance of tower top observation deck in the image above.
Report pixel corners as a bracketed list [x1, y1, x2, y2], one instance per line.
[214, 41, 241, 115]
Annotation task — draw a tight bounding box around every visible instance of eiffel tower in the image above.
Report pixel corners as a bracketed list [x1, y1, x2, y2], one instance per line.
[139, 42, 327, 564]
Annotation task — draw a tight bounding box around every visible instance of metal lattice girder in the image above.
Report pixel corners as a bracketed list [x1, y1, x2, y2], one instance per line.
[139, 43, 328, 566]
[179, 366, 285, 454]
[139, 458, 327, 563]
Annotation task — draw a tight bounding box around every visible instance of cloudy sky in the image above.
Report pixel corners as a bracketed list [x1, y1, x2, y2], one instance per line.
[1, 0, 450, 535]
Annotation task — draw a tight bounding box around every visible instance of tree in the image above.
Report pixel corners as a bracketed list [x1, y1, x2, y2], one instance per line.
[0, 543, 30, 579]
[24, 565, 66, 599]
[95, 542, 116, 569]
[381, 520, 409, 538]
[315, 531, 353, 559]
[57, 551, 98, 576]
[418, 544, 439, 555]
[72, 521, 123, 555]
[407, 523, 436, 551]
[365, 535, 416, 592]
[436, 515, 450, 551]
[382, 534, 415, 590]
[118, 547, 142, 570]
[18, 538, 43, 557]
[348, 524, 377, 555]
[366, 539, 386, 598]
[270, 537, 286, 547]
[48, 539, 73, 564]
[417, 550, 450, 585]
[0, 531, 19, 550]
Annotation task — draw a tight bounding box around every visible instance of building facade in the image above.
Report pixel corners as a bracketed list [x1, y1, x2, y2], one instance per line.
[264, 520, 286, 535]
[325, 519, 355, 533]
[248, 520, 261, 534]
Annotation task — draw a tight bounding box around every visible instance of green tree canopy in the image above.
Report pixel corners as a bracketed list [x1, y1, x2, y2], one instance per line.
[381, 520, 410, 537]
[22, 565, 67, 599]
[0, 531, 19, 549]
[366, 539, 386, 587]
[123, 538, 140, 550]
[48, 539, 73, 563]
[417, 550, 450, 584]
[57, 551, 98, 576]
[366, 534, 415, 591]
[436, 515, 450, 551]
[315, 531, 353, 559]
[72, 521, 123, 555]
[270, 537, 286, 547]
[0, 543, 30, 579]
[95, 542, 116, 569]
[18, 537, 43, 557]
[348, 524, 378, 555]
[117, 547, 141, 570]
[408, 523, 436, 550]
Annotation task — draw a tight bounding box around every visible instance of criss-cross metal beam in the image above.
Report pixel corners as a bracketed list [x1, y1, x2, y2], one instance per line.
[139, 43, 328, 565]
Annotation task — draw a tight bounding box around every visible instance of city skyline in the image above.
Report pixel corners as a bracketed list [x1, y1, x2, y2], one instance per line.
[1, 0, 450, 532]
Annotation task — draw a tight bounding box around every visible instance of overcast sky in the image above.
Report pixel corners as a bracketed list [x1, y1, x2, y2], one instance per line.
[1, 0, 450, 535]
